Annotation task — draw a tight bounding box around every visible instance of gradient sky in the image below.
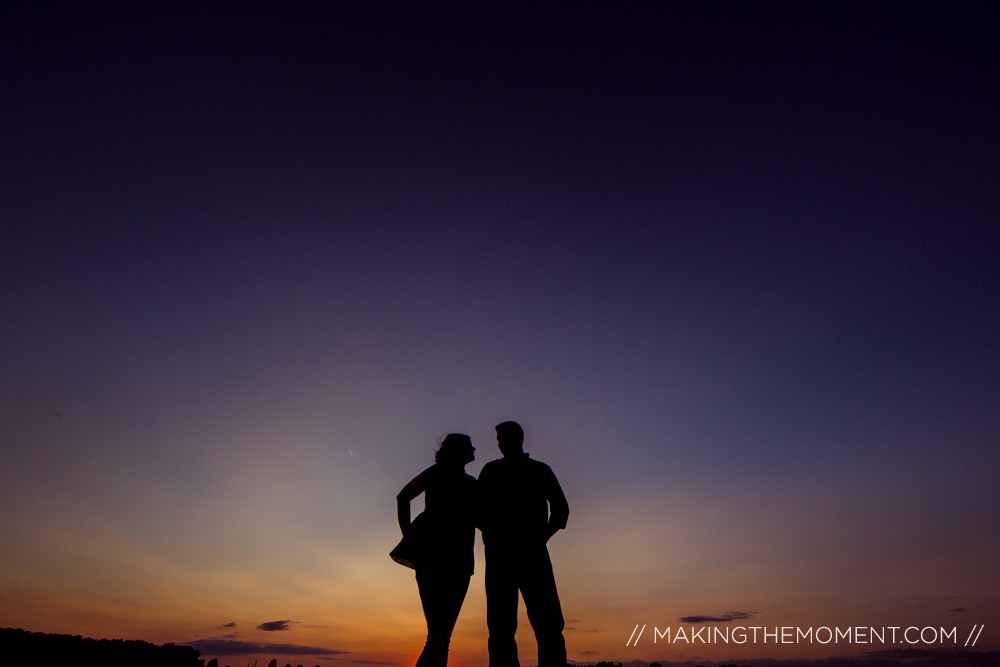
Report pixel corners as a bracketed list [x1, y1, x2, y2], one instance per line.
[2, 3, 998, 667]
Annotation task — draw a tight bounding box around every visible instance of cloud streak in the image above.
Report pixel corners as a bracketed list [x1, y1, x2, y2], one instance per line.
[187, 638, 346, 657]
[677, 610, 757, 623]
[257, 620, 295, 632]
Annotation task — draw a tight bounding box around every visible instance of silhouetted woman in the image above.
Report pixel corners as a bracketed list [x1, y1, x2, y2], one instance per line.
[396, 433, 478, 667]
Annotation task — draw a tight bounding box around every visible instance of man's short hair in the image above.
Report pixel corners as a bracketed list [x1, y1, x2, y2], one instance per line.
[495, 420, 524, 445]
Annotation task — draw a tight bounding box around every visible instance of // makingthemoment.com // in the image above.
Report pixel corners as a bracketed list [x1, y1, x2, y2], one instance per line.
[625, 624, 985, 647]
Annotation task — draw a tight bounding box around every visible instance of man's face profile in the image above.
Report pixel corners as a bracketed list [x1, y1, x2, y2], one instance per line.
[496, 427, 521, 457]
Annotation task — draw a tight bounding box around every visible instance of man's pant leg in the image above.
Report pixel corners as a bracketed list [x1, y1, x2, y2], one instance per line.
[485, 550, 520, 667]
[520, 547, 566, 667]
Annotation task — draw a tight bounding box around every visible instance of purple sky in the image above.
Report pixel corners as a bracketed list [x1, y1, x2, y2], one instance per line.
[1, 3, 998, 666]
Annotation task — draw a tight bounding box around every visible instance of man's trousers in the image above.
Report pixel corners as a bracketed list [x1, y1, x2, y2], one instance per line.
[485, 544, 566, 667]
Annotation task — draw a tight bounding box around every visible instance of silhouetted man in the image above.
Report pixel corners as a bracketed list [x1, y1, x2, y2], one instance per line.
[478, 421, 569, 667]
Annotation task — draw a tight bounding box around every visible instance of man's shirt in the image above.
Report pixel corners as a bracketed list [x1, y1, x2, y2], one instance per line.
[478, 453, 569, 548]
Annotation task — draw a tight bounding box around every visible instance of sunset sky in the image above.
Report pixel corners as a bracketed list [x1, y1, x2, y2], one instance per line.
[1, 3, 998, 667]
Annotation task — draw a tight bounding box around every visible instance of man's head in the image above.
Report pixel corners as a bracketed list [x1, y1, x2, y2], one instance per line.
[495, 420, 524, 457]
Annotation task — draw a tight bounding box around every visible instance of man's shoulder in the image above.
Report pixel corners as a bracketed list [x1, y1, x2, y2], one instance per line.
[479, 455, 555, 479]
[525, 456, 553, 470]
[522, 456, 558, 479]
[477, 458, 502, 480]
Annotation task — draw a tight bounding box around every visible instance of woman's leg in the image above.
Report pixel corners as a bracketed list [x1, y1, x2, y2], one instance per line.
[415, 570, 471, 667]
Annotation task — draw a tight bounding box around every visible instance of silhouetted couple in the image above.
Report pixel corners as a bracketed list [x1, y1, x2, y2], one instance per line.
[395, 421, 569, 667]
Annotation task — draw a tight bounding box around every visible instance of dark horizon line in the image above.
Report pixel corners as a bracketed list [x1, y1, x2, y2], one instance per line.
[4, 627, 998, 667]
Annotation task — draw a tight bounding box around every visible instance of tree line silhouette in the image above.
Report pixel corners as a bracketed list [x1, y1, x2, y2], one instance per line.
[2, 627, 204, 666]
[0, 629, 330, 667]
[208, 660, 321, 667]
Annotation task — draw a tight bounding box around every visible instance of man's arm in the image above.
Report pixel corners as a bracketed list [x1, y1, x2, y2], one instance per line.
[544, 467, 569, 541]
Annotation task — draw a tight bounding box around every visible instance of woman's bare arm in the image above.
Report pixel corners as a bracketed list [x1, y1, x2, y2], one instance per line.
[396, 467, 430, 534]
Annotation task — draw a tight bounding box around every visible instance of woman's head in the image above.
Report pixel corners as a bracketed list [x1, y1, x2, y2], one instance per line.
[435, 433, 475, 467]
